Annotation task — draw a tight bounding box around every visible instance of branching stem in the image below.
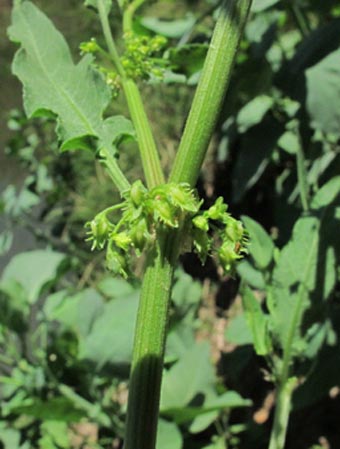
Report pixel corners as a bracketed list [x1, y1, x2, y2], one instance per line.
[123, 0, 146, 33]
[97, 0, 164, 188]
[170, 0, 252, 186]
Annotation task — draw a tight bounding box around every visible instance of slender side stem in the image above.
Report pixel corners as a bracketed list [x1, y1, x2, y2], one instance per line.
[284, 0, 310, 38]
[122, 79, 165, 188]
[97, 0, 125, 76]
[170, 0, 252, 186]
[296, 137, 310, 212]
[97, 0, 164, 189]
[123, 231, 181, 449]
[268, 378, 297, 449]
[123, 0, 146, 33]
[100, 147, 131, 193]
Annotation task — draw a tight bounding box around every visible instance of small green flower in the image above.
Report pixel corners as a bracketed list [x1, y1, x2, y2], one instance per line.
[192, 215, 209, 231]
[218, 241, 241, 272]
[150, 196, 178, 227]
[112, 231, 132, 251]
[129, 180, 147, 207]
[130, 218, 150, 251]
[206, 197, 228, 221]
[85, 213, 112, 250]
[106, 243, 129, 278]
[79, 38, 100, 54]
[166, 183, 199, 213]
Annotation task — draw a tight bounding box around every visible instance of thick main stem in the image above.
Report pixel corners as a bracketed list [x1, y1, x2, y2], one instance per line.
[268, 378, 297, 449]
[170, 0, 252, 186]
[123, 231, 180, 449]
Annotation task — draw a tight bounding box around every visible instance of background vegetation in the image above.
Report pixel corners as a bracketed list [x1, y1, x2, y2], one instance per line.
[0, 1, 340, 448]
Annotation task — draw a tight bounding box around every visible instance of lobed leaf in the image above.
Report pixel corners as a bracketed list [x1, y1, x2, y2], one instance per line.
[8, 1, 133, 155]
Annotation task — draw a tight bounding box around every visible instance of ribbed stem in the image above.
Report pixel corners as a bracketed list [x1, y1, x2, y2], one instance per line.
[123, 231, 180, 449]
[100, 146, 130, 193]
[170, 0, 252, 186]
[122, 79, 165, 188]
[268, 378, 297, 449]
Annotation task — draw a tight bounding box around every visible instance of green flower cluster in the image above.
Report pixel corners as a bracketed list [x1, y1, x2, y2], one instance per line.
[121, 33, 168, 80]
[192, 197, 249, 273]
[86, 182, 248, 277]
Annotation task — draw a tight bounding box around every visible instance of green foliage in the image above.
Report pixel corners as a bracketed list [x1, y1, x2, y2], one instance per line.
[3, 0, 340, 448]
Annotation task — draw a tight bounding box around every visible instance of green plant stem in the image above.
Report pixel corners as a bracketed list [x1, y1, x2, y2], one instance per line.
[170, 0, 252, 186]
[284, 0, 310, 37]
[123, 230, 180, 449]
[296, 140, 310, 212]
[123, 0, 146, 33]
[97, 0, 164, 189]
[268, 378, 297, 449]
[100, 147, 131, 193]
[122, 79, 165, 188]
[97, 0, 125, 76]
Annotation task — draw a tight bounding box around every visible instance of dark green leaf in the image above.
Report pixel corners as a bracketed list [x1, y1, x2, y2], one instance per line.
[6, 397, 86, 422]
[168, 44, 208, 77]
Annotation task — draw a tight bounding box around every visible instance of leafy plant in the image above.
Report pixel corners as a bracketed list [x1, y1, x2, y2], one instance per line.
[4, 0, 340, 448]
[7, 1, 252, 449]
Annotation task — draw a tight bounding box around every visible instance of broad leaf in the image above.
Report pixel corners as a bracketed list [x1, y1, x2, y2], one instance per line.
[79, 292, 139, 368]
[269, 217, 319, 349]
[269, 203, 339, 351]
[311, 176, 340, 209]
[156, 420, 182, 449]
[44, 289, 104, 337]
[8, 2, 133, 155]
[306, 49, 340, 136]
[160, 342, 215, 411]
[236, 95, 274, 133]
[1, 250, 67, 304]
[237, 260, 266, 290]
[241, 215, 274, 269]
[251, 0, 280, 13]
[189, 391, 251, 433]
[225, 314, 253, 346]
